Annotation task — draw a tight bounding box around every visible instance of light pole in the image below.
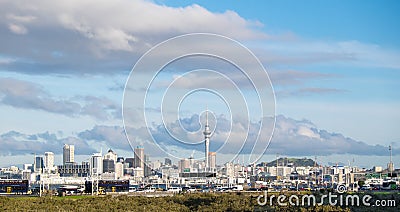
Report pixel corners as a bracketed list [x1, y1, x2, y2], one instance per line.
[389, 145, 393, 178]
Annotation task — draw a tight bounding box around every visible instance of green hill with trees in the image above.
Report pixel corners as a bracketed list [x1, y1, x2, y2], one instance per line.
[257, 157, 317, 167]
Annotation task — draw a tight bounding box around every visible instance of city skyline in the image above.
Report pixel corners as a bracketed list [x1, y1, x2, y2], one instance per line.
[0, 0, 399, 169]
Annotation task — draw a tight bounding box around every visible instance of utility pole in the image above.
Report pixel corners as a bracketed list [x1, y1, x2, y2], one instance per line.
[276, 153, 279, 179]
[389, 145, 393, 178]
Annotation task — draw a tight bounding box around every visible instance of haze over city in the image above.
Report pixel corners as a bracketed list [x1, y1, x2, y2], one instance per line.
[0, 0, 399, 169]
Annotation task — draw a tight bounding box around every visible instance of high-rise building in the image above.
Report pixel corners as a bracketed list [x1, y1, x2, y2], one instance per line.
[179, 158, 190, 173]
[125, 158, 135, 168]
[34, 156, 44, 173]
[134, 146, 144, 169]
[115, 162, 124, 179]
[208, 152, 216, 169]
[104, 149, 117, 162]
[144, 154, 151, 177]
[44, 152, 54, 169]
[203, 109, 211, 169]
[57, 162, 90, 177]
[23, 164, 33, 171]
[63, 144, 75, 164]
[152, 160, 162, 170]
[165, 158, 172, 166]
[103, 159, 115, 173]
[90, 153, 103, 175]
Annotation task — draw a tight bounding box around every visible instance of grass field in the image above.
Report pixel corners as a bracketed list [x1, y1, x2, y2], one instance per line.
[0, 192, 399, 211]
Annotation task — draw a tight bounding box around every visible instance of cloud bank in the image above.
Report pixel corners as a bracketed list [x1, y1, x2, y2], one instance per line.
[1, 115, 397, 157]
[1, 0, 398, 76]
[0, 77, 120, 120]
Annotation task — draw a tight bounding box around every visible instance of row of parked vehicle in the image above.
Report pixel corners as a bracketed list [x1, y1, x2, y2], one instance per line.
[129, 185, 245, 193]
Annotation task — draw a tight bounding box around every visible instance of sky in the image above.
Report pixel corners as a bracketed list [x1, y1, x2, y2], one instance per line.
[0, 0, 399, 168]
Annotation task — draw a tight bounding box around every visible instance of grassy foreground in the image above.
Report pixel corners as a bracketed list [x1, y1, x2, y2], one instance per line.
[0, 192, 397, 211]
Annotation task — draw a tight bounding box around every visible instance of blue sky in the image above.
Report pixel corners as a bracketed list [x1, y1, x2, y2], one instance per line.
[0, 0, 399, 168]
[162, 0, 400, 47]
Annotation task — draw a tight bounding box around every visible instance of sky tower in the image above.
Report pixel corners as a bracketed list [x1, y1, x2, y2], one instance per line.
[203, 108, 211, 169]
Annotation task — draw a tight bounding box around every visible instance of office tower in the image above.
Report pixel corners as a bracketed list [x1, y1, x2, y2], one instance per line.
[208, 152, 216, 169]
[57, 162, 90, 177]
[152, 160, 162, 170]
[125, 158, 135, 168]
[23, 164, 33, 171]
[203, 109, 211, 168]
[115, 162, 124, 179]
[134, 146, 144, 169]
[103, 159, 115, 173]
[90, 153, 103, 175]
[63, 144, 75, 164]
[34, 156, 44, 173]
[165, 158, 172, 166]
[179, 158, 190, 173]
[104, 149, 117, 162]
[144, 154, 151, 177]
[44, 152, 54, 169]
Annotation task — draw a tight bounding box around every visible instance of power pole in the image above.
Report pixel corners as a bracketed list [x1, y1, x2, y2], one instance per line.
[276, 153, 279, 179]
[389, 145, 393, 178]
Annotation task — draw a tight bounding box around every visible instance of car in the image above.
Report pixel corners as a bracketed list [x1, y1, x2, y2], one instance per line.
[167, 187, 182, 193]
[202, 188, 212, 193]
[360, 184, 371, 190]
[187, 187, 197, 193]
[247, 187, 260, 192]
[232, 185, 243, 191]
[144, 187, 156, 192]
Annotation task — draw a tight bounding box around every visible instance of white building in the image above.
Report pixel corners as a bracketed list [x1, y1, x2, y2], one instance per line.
[134, 146, 144, 169]
[134, 167, 144, 178]
[63, 144, 74, 164]
[264, 166, 293, 178]
[208, 152, 216, 170]
[179, 158, 190, 173]
[91, 153, 103, 175]
[44, 152, 55, 172]
[373, 166, 383, 173]
[115, 162, 124, 179]
[152, 160, 162, 170]
[23, 164, 33, 171]
[104, 149, 117, 162]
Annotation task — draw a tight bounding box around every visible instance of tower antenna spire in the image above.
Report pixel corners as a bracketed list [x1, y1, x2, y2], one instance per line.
[206, 105, 209, 126]
[204, 105, 211, 170]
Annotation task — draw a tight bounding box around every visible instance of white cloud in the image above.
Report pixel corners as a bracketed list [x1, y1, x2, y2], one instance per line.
[0, 57, 16, 64]
[8, 23, 27, 34]
[1, 114, 398, 158]
[0, 131, 95, 156]
[257, 40, 400, 69]
[6, 14, 36, 23]
[0, 78, 120, 120]
[1, 0, 264, 53]
[0, 0, 397, 76]
[146, 114, 399, 156]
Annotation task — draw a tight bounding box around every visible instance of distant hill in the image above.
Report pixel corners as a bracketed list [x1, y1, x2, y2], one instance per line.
[257, 157, 317, 167]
